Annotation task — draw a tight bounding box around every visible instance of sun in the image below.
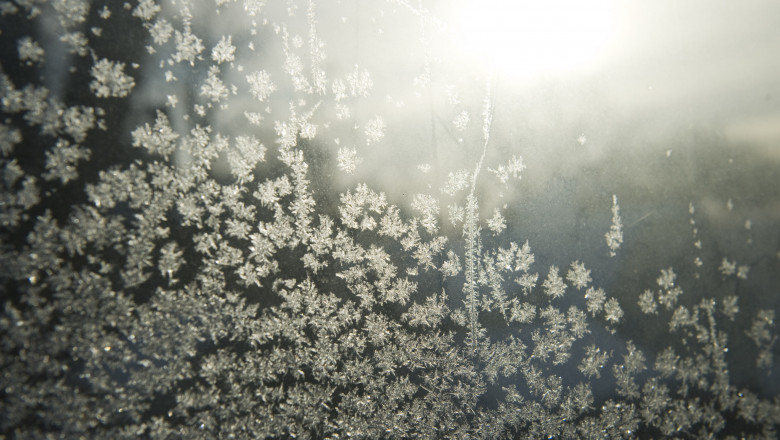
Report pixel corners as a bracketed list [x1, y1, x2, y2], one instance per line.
[453, 0, 619, 82]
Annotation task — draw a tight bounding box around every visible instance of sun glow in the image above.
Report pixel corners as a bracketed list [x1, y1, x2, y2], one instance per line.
[454, 0, 618, 81]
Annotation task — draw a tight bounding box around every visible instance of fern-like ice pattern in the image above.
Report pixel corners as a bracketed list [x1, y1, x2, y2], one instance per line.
[1, 1, 779, 438]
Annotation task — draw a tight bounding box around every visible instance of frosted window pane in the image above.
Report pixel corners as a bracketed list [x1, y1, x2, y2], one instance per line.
[1, 1, 779, 437]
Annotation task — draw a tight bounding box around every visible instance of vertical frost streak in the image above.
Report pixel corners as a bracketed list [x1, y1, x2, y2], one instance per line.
[464, 76, 495, 351]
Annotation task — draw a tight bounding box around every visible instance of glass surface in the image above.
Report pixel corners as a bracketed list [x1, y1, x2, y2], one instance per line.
[1, 0, 779, 437]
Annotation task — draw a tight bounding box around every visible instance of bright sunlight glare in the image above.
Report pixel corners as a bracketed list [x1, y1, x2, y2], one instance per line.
[454, 0, 619, 81]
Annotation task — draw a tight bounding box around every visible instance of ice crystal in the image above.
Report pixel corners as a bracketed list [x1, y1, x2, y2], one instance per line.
[17, 37, 44, 65]
[585, 286, 606, 316]
[131, 110, 179, 159]
[509, 300, 535, 323]
[746, 310, 777, 371]
[89, 58, 135, 98]
[211, 35, 236, 64]
[52, 0, 89, 28]
[243, 0, 266, 16]
[347, 64, 373, 97]
[149, 18, 173, 45]
[0, 124, 22, 156]
[453, 110, 470, 131]
[173, 29, 205, 65]
[657, 266, 676, 289]
[132, 0, 160, 21]
[605, 194, 623, 257]
[489, 155, 525, 185]
[200, 66, 229, 103]
[364, 115, 386, 145]
[442, 169, 470, 196]
[339, 183, 387, 230]
[337, 147, 361, 174]
[613, 341, 646, 399]
[604, 297, 624, 324]
[486, 207, 506, 235]
[158, 241, 183, 283]
[542, 265, 566, 298]
[411, 193, 439, 235]
[61, 105, 96, 143]
[658, 286, 682, 310]
[736, 264, 750, 279]
[580, 345, 610, 379]
[229, 135, 266, 184]
[403, 292, 448, 327]
[515, 272, 538, 294]
[448, 202, 465, 226]
[722, 295, 739, 320]
[638, 289, 658, 314]
[42, 138, 90, 184]
[719, 257, 736, 276]
[440, 249, 461, 278]
[246, 70, 276, 101]
[566, 260, 592, 289]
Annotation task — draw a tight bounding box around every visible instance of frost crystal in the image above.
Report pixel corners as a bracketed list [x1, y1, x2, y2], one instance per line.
[337, 147, 361, 174]
[411, 193, 439, 234]
[442, 169, 470, 196]
[62, 105, 95, 143]
[580, 345, 610, 378]
[452, 110, 471, 131]
[657, 267, 676, 289]
[448, 202, 465, 226]
[212, 35, 237, 64]
[17, 37, 44, 65]
[246, 70, 276, 101]
[158, 242, 183, 283]
[347, 64, 373, 97]
[566, 260, 591, 289]
[132, 0, 160, 21]
[60, 31, 89, 56]
[605, 194, 623, 256]
[453, 110, 470, 131]
[486, 207, 506, 235]
[173, 30, 205, 65]
[364, 115, 386, 145]
[200, 66, 229, 103]
[585, 286, 606, 316]
[489, 155, 525, 185]
[43, 138, 90, 184]
[339, 183, 387, 230]
[244, 0, 266, 16]
[542, 265, 566, 298]
[722, 295, 739, 320]
[53, 0, 89, 28]
[638, 289, 658, 314]
[131, 110, 179, 158]
[510, 301, 536, 323]
[719, 257, 736, 276]
[229, 135, 266, 183]
[149, 18, 173, 45]
[604, 297, 624, 324]
[89, 59, 135, 98]
[440, 249, 461, 277]
[0, 124, 22, 156]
